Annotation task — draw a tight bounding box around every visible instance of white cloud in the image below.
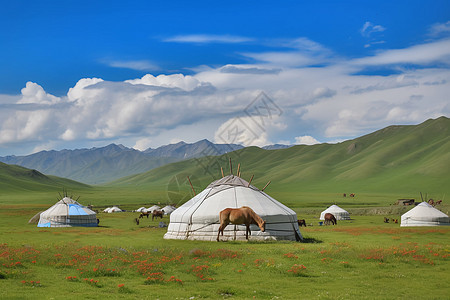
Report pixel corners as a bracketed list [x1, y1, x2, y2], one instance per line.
[164, 34, 253, 44]
[133, 137, 152, 151]
[360, 21, 386, 37]
[18, 82, 60, 105]
[294, 135, 320, 145]
[126, 74, 202, 91]
[428, 21, 450, 37]
[106, 60, 159, 71]
[352, 39, 450, 66]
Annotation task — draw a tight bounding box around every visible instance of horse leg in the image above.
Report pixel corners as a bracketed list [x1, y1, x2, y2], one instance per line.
[217, 225, 225, 241]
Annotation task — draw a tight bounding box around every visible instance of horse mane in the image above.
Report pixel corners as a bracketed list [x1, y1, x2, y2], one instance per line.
[244, 206, 264, 226]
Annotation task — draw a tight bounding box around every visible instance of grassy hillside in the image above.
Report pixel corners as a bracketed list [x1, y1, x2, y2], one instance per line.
[108, 117, 450, 205]
[0, 162, 90, 193]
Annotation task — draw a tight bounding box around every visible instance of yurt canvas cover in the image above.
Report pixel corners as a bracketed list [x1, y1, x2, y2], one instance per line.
[320, 205, 350, 220]
[38, 197, 97, 227]
[401, 202, 450, 227]
[164, 175, 302, 241]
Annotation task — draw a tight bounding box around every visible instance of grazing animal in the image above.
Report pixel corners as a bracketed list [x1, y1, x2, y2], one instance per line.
[297, 219, 307, 227]
[139, 211, 151, 219]
[152, 210, 164, 221]
[435, 200, 442, 205]
[217, 206, 266, 241]
[135, 218, 140, 225]
[384, 217, 390, 223]
[394, 219, 398, 224]
[428, 199, 435, 206]
[324, 213, 337, 225]
[349, 193, 355, 197]
[343, 193, 347, 197]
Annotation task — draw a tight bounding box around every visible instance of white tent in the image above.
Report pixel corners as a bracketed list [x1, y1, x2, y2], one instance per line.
[38, 197, 97, 227]
[164, 175, 302, 241]
[103, 207, 111, 213]
[147, 205, 161, 213]
[320, 205, 350, 220]
[136, 207, 147, 212]
[107, 206, 122, 213]
[162, 205, 176, 215]
[401, 202, 450, 227]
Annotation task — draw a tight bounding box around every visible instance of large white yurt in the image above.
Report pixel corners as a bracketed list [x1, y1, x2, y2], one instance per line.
[401, 202, 450, 227]
[164, 175, 302, 241]
[320, 205, 350, 220]
[38, 197, 97, 227]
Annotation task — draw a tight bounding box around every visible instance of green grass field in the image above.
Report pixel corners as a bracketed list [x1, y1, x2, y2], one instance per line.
[1, 188, 449, 299]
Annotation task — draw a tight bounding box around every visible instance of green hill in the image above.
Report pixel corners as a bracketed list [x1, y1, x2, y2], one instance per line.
[108, 117, 450, 200]
[0, 162, 90, 193]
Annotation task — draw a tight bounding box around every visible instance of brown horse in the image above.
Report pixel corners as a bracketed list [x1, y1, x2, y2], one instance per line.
[297, 219, 306, 227]
[139, 211, 151, 219]
[152, 210, 164, 221]
[324, 213, 337, 225]
[217, 206, 266, 241]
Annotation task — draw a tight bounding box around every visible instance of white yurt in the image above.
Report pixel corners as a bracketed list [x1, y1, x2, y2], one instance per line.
[164, 175, 302, 241]
[37, 197, 97, 227]
[401, 202, 450, 227]
[136, 207, 147, 212]
[107, 206, 123, 213]
[320, 205, 350, 220]
[103, 207, 111, 213]
[147, 205, 161, 213]
[162, 205, 176, 215]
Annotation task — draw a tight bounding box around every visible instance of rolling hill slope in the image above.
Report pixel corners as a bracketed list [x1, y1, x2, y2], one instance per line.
[109, 117, 450, 197]
[0, 162, 90, 193]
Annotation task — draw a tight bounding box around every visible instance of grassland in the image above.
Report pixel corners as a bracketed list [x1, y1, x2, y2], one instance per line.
[1, 188, 449, 299]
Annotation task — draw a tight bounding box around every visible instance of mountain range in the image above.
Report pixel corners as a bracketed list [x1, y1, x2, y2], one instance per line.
[0, 139, 248, 184]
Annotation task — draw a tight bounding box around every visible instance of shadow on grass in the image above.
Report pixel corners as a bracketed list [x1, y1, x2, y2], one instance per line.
[301, 237, 323, 243]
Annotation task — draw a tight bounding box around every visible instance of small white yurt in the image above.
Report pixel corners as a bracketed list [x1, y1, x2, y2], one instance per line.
[38, 197, 97, 227]
[162, 205, 176, 215]
[136, 207, 147, 212]
[320, 205, 350, 220]
[107, 206, 122, 213]
[147, 205, 161, 213]
[103, 207, 111, 213]
[164, 175, 302, 241]
[401, 202, 450, 227]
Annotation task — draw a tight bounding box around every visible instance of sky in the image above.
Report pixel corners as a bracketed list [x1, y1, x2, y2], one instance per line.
[1, 0, 449, 156]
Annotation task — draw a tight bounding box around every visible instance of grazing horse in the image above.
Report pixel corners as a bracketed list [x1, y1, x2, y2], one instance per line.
[435, 200, 442, 205]
[297, 219, 307, 227]
[139, 211, 151, 219]
[384, 217, 390, 223]
[217, 206, 266, 241]
[349, 193, 355, 197]
[152, 210, 164, 221]
[324, 213, 337, 225]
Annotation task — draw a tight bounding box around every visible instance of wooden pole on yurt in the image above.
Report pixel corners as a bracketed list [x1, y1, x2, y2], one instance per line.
[187, 176, 196, 196]
[262, 181, 271, 191]
[237, 163, 241, 177]
[247, 175, 254, 187]
[229, 158, 232, 175]
[221, 167, 224, 178]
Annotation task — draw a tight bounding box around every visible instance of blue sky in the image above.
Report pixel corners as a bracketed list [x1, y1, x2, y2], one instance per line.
[1, 0, 449, 156]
